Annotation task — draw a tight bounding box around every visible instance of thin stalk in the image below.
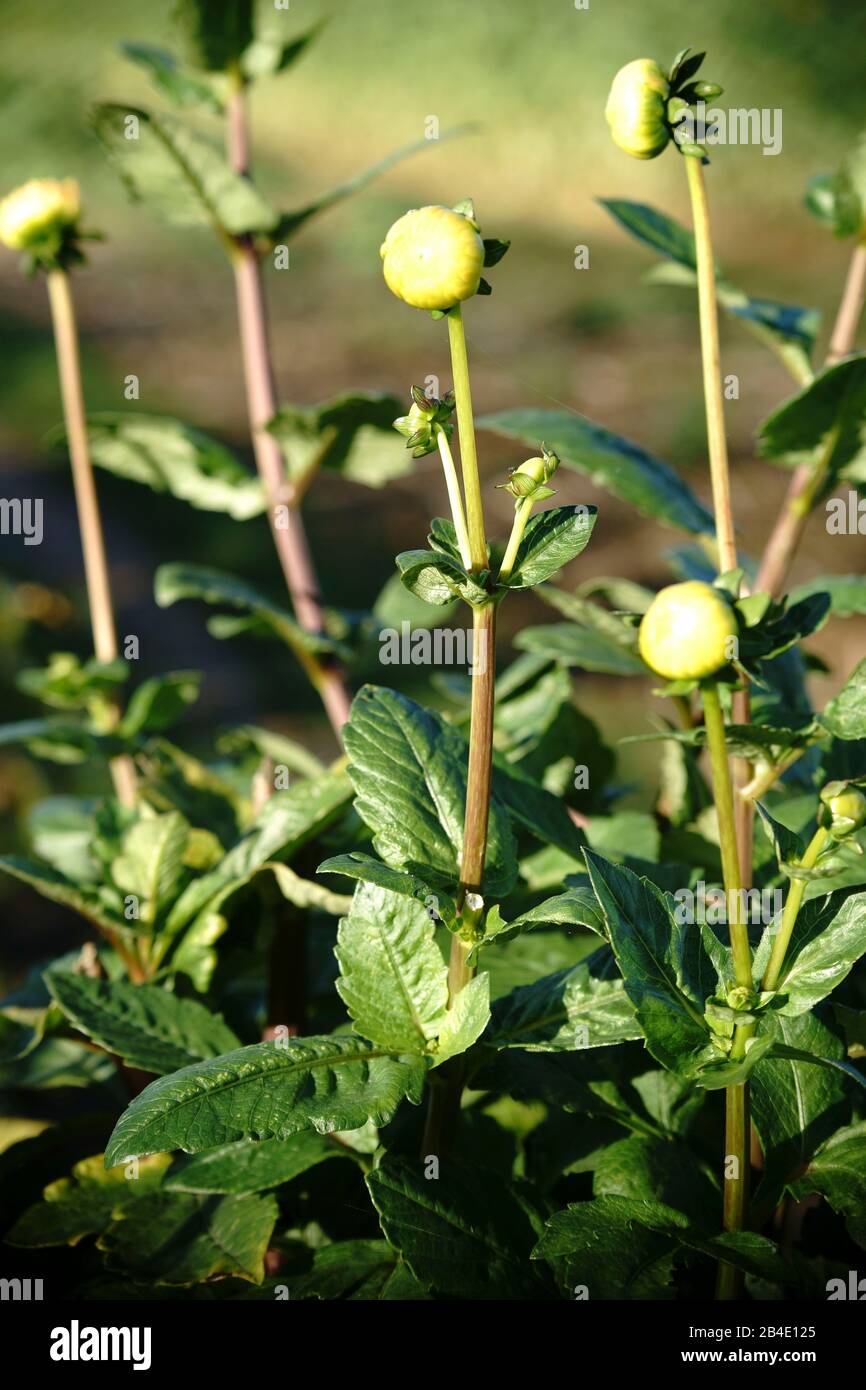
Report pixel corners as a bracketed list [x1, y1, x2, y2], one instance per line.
[435, 425, 472, 569]
[46, 269, 137, 810]
[498, 497, 533, 582]
[683, 156, 754, 880]
[225, 76, 351, 738]
[761, 825, 830, 994]
[755, 239, 866, 599]
[422, 601, 496, 1158]
[702, 682, 751, 1300]
[447, 305, 487, 572]
[684, 155, 737, 576]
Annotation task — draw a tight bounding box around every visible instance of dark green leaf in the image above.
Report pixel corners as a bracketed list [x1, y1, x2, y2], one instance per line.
[486, 946, 642, 1051]
[46, 974, 240, 1076]
[319, 852, 457, 929]
[164, 1132, 347, 1194]
[395, 549, 487, 606]
[584, 853, 712, 1076]
[105, 1035, 426, 1163]
[515, 623, 647, 675]
[367, 1156, 550, 1300]
[504, 506, 597, 588]
[119, 671, 201, 738]
[7, 1152, 170, 1248]
[97, 1190, 277, 1285]
[344, 686, 517, 898]
[480, 408, 713, 535]
[758, 356, 866, 489]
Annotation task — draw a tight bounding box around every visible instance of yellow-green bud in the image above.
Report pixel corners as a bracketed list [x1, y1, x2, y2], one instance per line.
[0, 178, 80, 251]
[638, 581, 738, 681]
[820, 783, 866, 838]
[605, 59, 671, 160]
[499, 448, 559, 502]
[380, 206, 485, 312]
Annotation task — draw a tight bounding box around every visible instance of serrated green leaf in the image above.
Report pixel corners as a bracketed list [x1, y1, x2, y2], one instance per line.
[335, 882, 449, 1052]
[97, 1190, 278, 1285]
[533, 1196, 793, 1297]
[395, 549, 488, 607]
[481, 886, 605, 948]
[344, 686, 517, 898]
[758, 356, 866, 489]
[751, 1011, 851, 1205]
[486, 945, 641, 1052]
[7, 1152, 170, 1247]
[480, 408, 713, 536]
[432, 975, 491, 1067]
[790, 1121, 866, 1228]
[45, 974, 240, 1076]
[319, 852, 457, 930]
[164, 1132, 346, 1194]
[819, 658, 866, 740]
[770, 890, 866, 1015]
[92, 104, 278, 235]
[267, 391, 410, 489]
[504, 506, 597, 588]
[65, 412, 265, 519]
[366, 1156, 550, 1300]
[105, 1035, 427, 1164]
[112, 811, 190, 927]
[584, 853, 712, 1076]
[591, 1134, 718, 1225]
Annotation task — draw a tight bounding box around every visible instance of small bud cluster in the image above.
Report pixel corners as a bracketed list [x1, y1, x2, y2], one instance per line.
[393, 386, 456, 458]
[498, 445, 559, 505]
[819, 780, 866, 840]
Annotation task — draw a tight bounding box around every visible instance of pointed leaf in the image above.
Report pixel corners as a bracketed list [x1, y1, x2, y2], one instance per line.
[105, 1035, 427, 1164]
[45, 974, 240, 1076]
[480, 408, 713, 535]
[164, 1132, 346, 1194]
[92, 104, 278, 235]
[335, 882, 449, 1052]
[487, 946, 642, 1052]
[504, 506, 597, 588]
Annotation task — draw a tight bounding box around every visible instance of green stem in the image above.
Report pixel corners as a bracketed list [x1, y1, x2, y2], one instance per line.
[684, 154, 737, 578]
[702, 685, 751, 989]
[498, 496, 533, 582]
[447, 305, 487, 572]
[435, 425, 473, 570]
[761, 826, 830, 994]
[701, 681, 752, 1300]
[422, 601, 495, 1158]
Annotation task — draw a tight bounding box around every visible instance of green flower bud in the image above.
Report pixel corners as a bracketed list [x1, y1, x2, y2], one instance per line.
[498, 446, 559, 502]
[819, 782, 866, 839]
[638, 582, 738, 681]
[392, 389, 455, 458]
[380, 205, 486, 311]
[605, 59, 671, 161]
[0, 178, 80, 252]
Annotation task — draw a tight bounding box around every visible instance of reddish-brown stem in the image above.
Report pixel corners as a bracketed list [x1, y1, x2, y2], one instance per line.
[226, 79, 351, 737]
[46, 269, 138, 810]
[754, 240, 866, 599]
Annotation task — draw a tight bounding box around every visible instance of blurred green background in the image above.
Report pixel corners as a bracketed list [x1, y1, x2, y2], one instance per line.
[1, 0, 865, 899]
